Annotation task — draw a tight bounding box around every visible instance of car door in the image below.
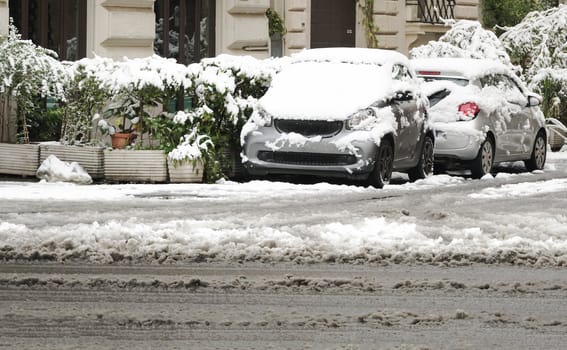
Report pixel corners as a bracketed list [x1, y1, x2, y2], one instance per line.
[391, 64, 420, 164]
[480, 74, 528, 160]
[501, 74, 536, 157]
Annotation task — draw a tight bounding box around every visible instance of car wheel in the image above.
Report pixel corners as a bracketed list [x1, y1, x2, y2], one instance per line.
[524, 132, 547, 171]
[367, 139, 394, 189]
[471, 138, 494, 179]
[408, 135, 434, 182]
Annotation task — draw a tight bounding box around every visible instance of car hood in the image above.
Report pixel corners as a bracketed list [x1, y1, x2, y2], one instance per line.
[259, 62, 400, 121]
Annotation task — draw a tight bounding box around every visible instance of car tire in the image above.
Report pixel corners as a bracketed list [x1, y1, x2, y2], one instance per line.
[471, 138, 494, 179]
[408, 135, 434, 182]
[524, 132, 547, 171]
[367, 139, 394, 189]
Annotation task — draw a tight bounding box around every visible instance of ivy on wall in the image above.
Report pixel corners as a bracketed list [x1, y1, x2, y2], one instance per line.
[359, 0, 380, 48]
[266, 8, 287, 37]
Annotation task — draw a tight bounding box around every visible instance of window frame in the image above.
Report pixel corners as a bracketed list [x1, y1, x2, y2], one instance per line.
[154, 0, 216, 65]
[9, 0, 87, 61]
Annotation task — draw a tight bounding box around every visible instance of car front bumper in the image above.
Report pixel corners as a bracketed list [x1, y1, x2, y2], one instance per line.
[242, 125, 378, 180]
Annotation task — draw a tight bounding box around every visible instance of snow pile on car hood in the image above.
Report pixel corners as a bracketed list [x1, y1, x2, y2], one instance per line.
[259, 61, 414, 120]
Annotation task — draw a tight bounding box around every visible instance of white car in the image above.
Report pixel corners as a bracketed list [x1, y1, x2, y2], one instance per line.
[241, 48, 434, 188]
[412, 58, 547, 178]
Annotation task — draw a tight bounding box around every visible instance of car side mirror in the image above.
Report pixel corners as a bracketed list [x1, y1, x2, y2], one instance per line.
[527, 95, 541, 107]
[393, 91, 413, 102]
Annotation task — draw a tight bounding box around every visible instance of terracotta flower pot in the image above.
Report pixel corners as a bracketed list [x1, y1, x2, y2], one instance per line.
[111, 132, 134, 149]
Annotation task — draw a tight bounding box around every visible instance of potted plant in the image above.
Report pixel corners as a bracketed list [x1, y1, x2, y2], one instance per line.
[151, 109, 212, 183]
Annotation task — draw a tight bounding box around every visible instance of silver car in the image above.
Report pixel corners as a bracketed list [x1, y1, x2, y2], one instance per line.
[412, 58, 547, 178]
[241, 48, 434, 188]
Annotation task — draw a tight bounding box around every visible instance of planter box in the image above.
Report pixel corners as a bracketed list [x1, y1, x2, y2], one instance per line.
[104, 149, 167, 183]
[39, 144, 105, 180]
[167, 159, 204, 183]
[0, 143, 39, 176]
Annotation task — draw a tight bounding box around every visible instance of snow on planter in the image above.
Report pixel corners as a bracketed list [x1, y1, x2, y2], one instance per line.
[36, 154, 92, 184]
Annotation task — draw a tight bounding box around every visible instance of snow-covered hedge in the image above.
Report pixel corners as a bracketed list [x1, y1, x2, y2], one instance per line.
[0, 24, 67, 143]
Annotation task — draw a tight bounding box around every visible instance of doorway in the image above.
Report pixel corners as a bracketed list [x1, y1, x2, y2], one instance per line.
[311, 0, 356, 48]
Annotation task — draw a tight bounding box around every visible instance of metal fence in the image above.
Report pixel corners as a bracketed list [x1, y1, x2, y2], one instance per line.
[407, 0, 456, 24]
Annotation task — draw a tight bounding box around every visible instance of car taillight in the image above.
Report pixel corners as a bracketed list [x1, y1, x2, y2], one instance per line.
[457, 102, 480, 120]
[418, 71, 441, 76]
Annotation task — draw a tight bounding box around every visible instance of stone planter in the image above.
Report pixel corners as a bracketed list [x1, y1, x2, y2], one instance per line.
[104, 149, 167, 183]
[39, 144, 105, 180]
[0, 143, 39, 176]
[167, 159, 204, 183]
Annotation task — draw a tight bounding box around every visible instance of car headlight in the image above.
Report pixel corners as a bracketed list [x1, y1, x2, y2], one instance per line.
[257, 108, 273, 127]
[346, 108, 377, 130]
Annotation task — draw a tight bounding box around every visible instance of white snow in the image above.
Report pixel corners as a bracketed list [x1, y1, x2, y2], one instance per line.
[470, 178, 567, 199]
[259, 61, 398, 120]
[1, 153, 566, 265]
[36, 155, 93, 185]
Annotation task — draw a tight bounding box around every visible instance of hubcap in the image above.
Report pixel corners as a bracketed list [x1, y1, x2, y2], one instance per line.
[481, 141, 493, 174]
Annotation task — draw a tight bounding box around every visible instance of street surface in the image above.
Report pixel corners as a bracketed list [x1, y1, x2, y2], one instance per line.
[0, 153, 566, 349]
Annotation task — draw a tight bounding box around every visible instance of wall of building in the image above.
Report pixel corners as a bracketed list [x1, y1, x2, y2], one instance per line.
[0, 0, 481, 59]
[87, 0, 155, 59]
[215, 0, 270, 58]
[0, 0, 8, 36]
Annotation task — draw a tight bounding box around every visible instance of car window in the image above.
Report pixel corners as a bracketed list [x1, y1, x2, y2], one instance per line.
[392, 64, 413, 81]
[420, 76, 469, 86]
[481, 73, 526, 103]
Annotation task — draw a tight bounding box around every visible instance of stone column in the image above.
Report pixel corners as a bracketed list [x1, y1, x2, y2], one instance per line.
[0, 0, 8, 36]
[87, 0, 155, 59]
[283, 0, 308, 55]
[216, 0, 270, 58]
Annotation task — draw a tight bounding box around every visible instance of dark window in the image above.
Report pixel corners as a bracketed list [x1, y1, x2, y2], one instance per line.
[154, 0, 216, 64]
[406, 0, 456, 24]
[9, 0, 87, 61]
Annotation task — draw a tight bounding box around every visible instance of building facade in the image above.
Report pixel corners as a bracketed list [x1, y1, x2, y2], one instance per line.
[0, 0, 480, 61]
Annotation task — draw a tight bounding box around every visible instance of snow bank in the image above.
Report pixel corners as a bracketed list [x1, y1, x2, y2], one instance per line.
[1, 168, 566, 266]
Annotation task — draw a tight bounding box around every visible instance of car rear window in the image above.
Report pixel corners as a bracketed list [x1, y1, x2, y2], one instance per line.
[420, 76, 469, 86]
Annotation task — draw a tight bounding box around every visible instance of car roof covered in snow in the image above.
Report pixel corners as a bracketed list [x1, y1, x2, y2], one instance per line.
[411, 58, 511, 80]
[292, 47, 410, 66]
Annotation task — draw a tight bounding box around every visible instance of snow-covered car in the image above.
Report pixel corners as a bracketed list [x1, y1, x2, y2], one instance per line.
[412, 58, 547, 178]
[241, 48, 434, 188]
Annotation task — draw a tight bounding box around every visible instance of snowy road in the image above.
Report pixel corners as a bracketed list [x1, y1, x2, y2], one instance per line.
[1, 152, 567, 266]
[0, 151, 566, 349]
[0, 263, 566, 349]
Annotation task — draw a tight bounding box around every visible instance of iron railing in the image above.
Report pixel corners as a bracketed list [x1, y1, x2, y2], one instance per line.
[407, 0, 456, 24]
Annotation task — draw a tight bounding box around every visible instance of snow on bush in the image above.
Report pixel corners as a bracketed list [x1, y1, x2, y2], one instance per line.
[0, 23, 67, 142]
[499, 5, 567, 120]
[167, 127, 213, 164]
[410, 20, 516, 71]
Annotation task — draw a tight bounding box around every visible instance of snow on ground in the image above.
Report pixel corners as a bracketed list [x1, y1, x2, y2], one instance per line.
[0, 150, 566, 265]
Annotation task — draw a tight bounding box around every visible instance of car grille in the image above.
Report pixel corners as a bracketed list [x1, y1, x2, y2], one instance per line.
[274, 119, 343, 138]
[258, 151, 357, 166]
